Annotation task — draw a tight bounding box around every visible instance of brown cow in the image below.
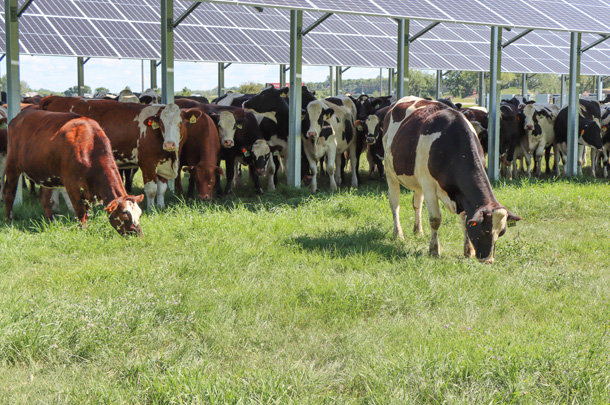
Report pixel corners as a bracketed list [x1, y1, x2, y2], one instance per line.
[40, 96, 200, 209]
[175, 109, 223, 200]
[4, 109, 144, 236]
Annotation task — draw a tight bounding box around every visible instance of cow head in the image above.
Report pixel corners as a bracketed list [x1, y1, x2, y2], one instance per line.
[579, 119, 603, 150]
[185, 163, 224, 201]
[522, 104, 545, 136]
[465, 206, 521, 264]
[146, 104, 197, 152]
[242, 86, 289, 112]
[212, 111, 244, 148]
[363, 114, 383, 145]
[242, 139, 271, 176]
[105, 195, 145, 236]
[305, 101, 335, 140]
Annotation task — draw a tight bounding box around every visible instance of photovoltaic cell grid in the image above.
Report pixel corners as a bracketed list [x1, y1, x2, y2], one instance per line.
[0, 0, 610, 75]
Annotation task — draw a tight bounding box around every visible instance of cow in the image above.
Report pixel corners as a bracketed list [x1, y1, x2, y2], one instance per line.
[175, 95, 210, 105]
[459, 107, 488, 151]
[0, 123, 6, 198]
[302, 99, 357, 192]
[384, 96, 521, 263]
[554, 99, 604, 176]
[40, 96, 199, 209]
[175, 109, 223, 200]
[354, 95, 393, 121]
[355, 106, 390, 180]
[3, 109, 144, 236]
[118, 89, 140, 103]
[592, 103, 610, 177]
[216, 86, 316, 109]
[139, 88, 160, 105]
[521, 103, 560, 176]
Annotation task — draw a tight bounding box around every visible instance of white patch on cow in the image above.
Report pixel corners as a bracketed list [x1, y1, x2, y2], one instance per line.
[252, 110, 277, 125]
[119, 89, 139, 103]
[469, 106, 488, 112]
[251, 139, 270, 159]
[124, 200, 143, 225]
[470, 121, 485, 137]
[156, 180, 168, 208]
[140, 88, 160, 104]
[522, 103, 559, 176]
[365, 114, 379, 138]
[0, 106, 8, 120]
[159, 104, 183, 150]
[135, 105, 163, 139]
[216, 93, 245, 106]
[156, 157, 179, 180]
[330, 95, 357, 121]
[217, 111, 237, 146]
[61, 188, 75, 215]
[144, 181, 157, 210]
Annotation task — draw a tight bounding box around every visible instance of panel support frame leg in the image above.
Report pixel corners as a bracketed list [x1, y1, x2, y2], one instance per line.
[487, 26, 502, 181]
[435, 70, 442, 99]
[566, 32, 581, 177]
[288, 10, 303, 188]
[161, 0, 174, 104]
[396, 19, 409, 100]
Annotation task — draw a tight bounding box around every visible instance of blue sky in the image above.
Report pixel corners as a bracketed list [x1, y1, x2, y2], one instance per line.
[11, 55, 385, 94]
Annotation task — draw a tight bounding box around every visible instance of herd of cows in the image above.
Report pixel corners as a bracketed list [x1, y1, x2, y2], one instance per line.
[1, 85, 609, 263]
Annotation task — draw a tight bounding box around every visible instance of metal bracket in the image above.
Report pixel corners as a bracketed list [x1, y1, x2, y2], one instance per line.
[253, 6, 264, 12]
[581, 34, 610, 53]
[223, 63, 232, 70]
[341, 66, 351, 73]
[502, 28, 533, 48]
[0, 54, 5, 63]
[284, 66, 290, 72]
[409, 21, 440, 43]
[173, 2, 201, 28]
[17, 0, 34, 18]
[302, 12, 333, 37]
[81, 57, 91, 65]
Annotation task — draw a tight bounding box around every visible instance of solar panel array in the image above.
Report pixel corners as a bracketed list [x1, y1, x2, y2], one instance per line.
[1, 0, 610, 75]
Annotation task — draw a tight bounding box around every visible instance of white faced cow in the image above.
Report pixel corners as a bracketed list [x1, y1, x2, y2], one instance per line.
[521, 103, 560, 176]
[302, 98, 357, 192]
[384, 96, 520, 263]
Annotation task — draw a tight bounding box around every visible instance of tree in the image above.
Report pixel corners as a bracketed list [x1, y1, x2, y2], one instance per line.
[179, 87, 191, 96]
[238, 82, 263, 94]
[444, 71, 478, 98]
[0, 75, 32, 94]
[95, 86, 110, 94]
[64, 85, 91, 96]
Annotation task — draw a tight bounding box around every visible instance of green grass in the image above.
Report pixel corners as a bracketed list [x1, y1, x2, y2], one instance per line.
[1, 169, 610, 403]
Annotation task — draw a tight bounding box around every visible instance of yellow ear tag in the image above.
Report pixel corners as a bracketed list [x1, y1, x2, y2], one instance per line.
[280, 92, 287, 98]
[580, 130, 584, 136]
[236, 124, 243, 130]
[273, 150, 279, 156]
[151, 122, 160, 130]
[357, 125, 364, 131]
[189, 115, 197, 124]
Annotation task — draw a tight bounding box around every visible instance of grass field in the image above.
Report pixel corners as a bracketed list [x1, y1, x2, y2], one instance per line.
[1, 169, 610, 403]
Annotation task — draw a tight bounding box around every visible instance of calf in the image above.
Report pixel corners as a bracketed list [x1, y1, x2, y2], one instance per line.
[521, 103, 560, 176]
[4, 109, 144, 236]
[355, 106, 390, 179]
[384, 96, 520, 263]
[554, 99, 604, 175]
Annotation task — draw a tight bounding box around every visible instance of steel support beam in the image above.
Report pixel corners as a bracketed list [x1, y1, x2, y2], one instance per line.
[566, 32, 581, 177]
[478, 71, 486, 107]
[388, 68, 394, 96]
[396, 19, 409, 100]
[435, 70, 442, 99]
[487, 26, 502, 181]
[580, 34, 610, 53]
[379, 68, 383, 95]
[329, 66, 334, 96]
[5, 0, 22, 204]
[597, 75, 603, 101]
[301, 12, 332, 36]
[217, 63, 225, 98]
[521, 72, 527, 100]
[150, 60, 157, 89]
[16, 0, 33, 17]
[161, 0, 174, 104]
[335, 66, 342, 95]
[288, 10, 303, 188]
[77, 57, 86, 96]
[409, 21, 439, 42]
[501, 29, 533, 48]
[172, 2, 200, 28]
[279, 64, 287, 88]
[560, 74, 566, 107]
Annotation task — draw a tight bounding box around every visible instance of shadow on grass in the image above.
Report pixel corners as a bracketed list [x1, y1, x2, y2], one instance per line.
[290, 226, 425, 260]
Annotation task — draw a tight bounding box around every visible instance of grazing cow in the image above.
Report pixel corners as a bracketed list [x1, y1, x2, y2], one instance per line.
[118, 89, 140, 103]
[4, 109, 144, 236]
[554, 99, 604, 175]
[355, 106, 390, 179]
[302, 99, 357, 192]
[384, 96, 520, 263]
[40, 96, 199, 209]
[521, 103, 560, 176]
[176, 109, 223, 200]
[139, 88, 160, 105]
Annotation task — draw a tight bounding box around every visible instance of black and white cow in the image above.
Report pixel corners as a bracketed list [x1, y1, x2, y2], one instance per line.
[384, 96, 520, 263]
[554, 99, 604, 176]
[355, 106, 390, 180]
[593, 103, 610, 177]
[303, 98, 358, 192]
[521, 103, 560, 176]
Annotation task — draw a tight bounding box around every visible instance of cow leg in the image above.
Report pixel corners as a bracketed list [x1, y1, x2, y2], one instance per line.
[28, 178, 36, 196]
[545, 146, 552, 175]
[412, 190, 424, 234]
[524, 153, 532, 177]
[553, 143, 560, 176]
[460, 212, 475, 258]
[590, 148, 597, 177]
[534, 147, 543, 177]
[387, 174, 404, 240]
[224, 155, 235, 195]
[41, 188, 54, 220]
[156, 179, 168, 208]
[0, 153, 6, 200]
[249, 163, 263, 195]
[349, 144, 358, 188]
[233, 161, 241, 188]
[144, 181, 157, 210]
[376, 155, 385, 180]
[60, 188, 75, 216]
[367, 147, 375, 179]
[577, 144, 584, 175]
[3, 162, 20, 219]
[187, 172, 196, 199]
[266, 158, 276, 191]
[175, 168, 183, 195]
[424, 190, 442, 257]
[328, 153, 338, 191]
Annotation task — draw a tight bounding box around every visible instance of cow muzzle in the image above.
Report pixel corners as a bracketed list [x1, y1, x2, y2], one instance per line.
[163, 141, 177, 152]
[255, 168, 265, 176]
[307, 132, 318, 139]
[478, 256, 494, 264]
[366, 136, 376, 144]
[199, 193, 212, 201]
[525, 124, 534, 131]
[223, 140, 234, 148]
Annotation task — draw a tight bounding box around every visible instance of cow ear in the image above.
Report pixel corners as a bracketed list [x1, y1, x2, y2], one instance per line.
[301, 110, 306, 120]
[506, 210, 522, 222]
[355, 120, 364, 131]
[280, 87, 289, 98]
[183, 109, 202, 124]
[235, 118, 245, 130]
[215, 166, 225, 176]
[467, 209, 485, 227]
[145, 116, 160, 129]
[128, 194, 145, 204]
[104, 200, 119, 213]
[323, 108, 335, 120]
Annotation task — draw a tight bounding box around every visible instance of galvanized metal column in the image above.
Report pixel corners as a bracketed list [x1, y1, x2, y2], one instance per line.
[566, 32, 581, 177]
[329, 66, 334, 96]
[288, 10, 303, 188]
[5, 0, 23, 205]
[160, 0, 174, 104]
[597, 75, 603, 101]
[150, 60, 157, 89]
[379, 68, 383, 95]
[217, 63, 224, 98]
[389, 68, 394, 96]
[280, 64, 287, 88]
[335, 66, 342, 95]
[435, 70, 442, 99]
[478, 71, 486, 107]
[487, 26, 502, 181]
[396, 19, 409, 100]
[521, 73, 527, 100]
[560, 74, 566, 107]
[77, 57, 85, 96]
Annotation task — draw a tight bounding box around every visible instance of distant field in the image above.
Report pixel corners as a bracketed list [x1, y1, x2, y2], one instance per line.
[1, 170, 610, 403]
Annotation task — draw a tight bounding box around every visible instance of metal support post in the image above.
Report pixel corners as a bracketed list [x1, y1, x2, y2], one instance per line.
[379, 68, 383, 95]
[487, 26, 502, 181]
[217, 63, 225, 98]
[288, 10, 303, 188]
[560, 74, 566, 107]
[389, 68, 394, 96]
[280, 64, 287, 88]
[335, 66, 342, 95]
[5, 0, 22, 204]
[77, 57, 85, 96]
[161, 0, 174, 104]
[597, 75, 603, 101]
[566, 32, 581, 177]
[478, 71, 486, 107]
[150, 60, 157, 89]
[329, 66, 334, 96]
[396, 19, 409, 100]
[521, 73, 527, 100]
[436, 70, 442, 99]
